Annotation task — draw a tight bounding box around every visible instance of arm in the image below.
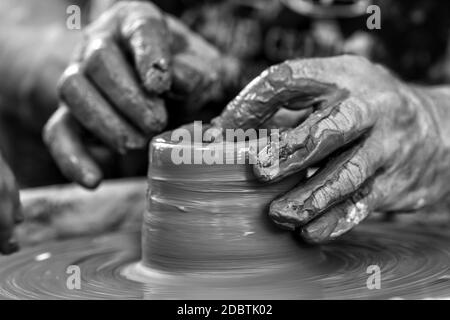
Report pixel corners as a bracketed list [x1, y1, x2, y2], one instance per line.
[0, 0, 88, 254]
[0, 0, 85, 127]
[43, 1, 240, 189]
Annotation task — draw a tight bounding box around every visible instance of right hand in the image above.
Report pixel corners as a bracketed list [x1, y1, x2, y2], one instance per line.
[213, 55, 450, 243]
[44, 1, 239, 189]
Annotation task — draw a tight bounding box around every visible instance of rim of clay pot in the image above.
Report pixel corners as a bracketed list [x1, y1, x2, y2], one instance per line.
[150, 123, 280, 170]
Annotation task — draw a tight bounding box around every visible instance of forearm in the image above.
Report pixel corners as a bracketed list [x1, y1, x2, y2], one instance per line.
[0, 0, 83, 127]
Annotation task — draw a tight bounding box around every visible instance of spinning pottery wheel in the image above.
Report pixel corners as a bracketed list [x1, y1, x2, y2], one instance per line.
[0, 131, 449, 299]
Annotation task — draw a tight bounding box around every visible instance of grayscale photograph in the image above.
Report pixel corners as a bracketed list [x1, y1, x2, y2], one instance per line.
[0, 0, 449, 305]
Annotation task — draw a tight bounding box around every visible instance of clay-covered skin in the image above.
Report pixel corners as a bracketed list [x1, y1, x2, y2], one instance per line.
[212, 55, 450, 243]
[0, 153, 22, 254]
[43, 1, 240, 189]
[16, 179, 145, 246]
[143, 132, 308, 271]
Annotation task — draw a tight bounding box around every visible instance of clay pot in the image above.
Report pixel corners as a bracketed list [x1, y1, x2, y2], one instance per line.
[142, 128, 306, 272]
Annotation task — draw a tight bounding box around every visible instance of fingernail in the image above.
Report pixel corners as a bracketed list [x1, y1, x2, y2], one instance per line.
[269, 200, 299, 230]
[272, 219, 296, 231]
[82, 171, 101, 189]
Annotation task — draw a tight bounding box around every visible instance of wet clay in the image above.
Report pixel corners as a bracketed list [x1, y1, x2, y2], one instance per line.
[0, 130, 449, 299]
[0, 223, 449, 299]
[142, 130, 307, 271]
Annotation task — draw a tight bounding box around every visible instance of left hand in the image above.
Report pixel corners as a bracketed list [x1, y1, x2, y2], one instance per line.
[44, 1, 240, 189]
[212, 55, 450, 243]
[17, 179, 144, 246]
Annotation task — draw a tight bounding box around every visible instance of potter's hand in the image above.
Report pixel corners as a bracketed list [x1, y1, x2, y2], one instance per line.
[44, 1, 238, 189]
[17, 179, 144, 246]
[213, 55, 450, 243]
[0, 154, 21, 254]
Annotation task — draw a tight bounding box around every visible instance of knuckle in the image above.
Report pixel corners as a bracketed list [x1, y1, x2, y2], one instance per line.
[58, 65, 82, 96]
[108, 1, 159, 20]
[314, 117, 341, 138]
[342, 159, 365, 190]
[308, 182, 341, 212]
[340, 155, 369, 190]
[330, 99, 365, 132]
[119, 2, 164, 34]
[265, 61, 293, 84]
[313, 97, 373, 145]
[343, 96, 372, 121]
[84, 38, 113, 65]
[306, 155, 371, 212]
[117, 1, 159, 14]
[137, 2, 161, 15]
[335, 105, 359, 133]
[121, 18, 151, 38]
[85, 4, 120, 35]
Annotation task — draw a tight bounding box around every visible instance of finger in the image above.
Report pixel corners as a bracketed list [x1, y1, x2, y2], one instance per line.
[0, 157, 20, 254]
[0, 223, 18, 255]
[171, 54, 213, 102]
[254, 96, 376, 181]
[83, 37, 167, 134]
[168, 15, 240, 105]
[262, 108, 313, 129]
[0, 199, 21, 254]
[170, 51, 233, 114]
[59, 64, 147, 153]
[301, 187, 380, 243]
[171, 54, 240, 107]
[168, 15, 219, 93]
[43, 106, 103, 189]
[269, 142, 383, 230]
[211, 61, 347, 130]
[119, 2, 171, 94]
